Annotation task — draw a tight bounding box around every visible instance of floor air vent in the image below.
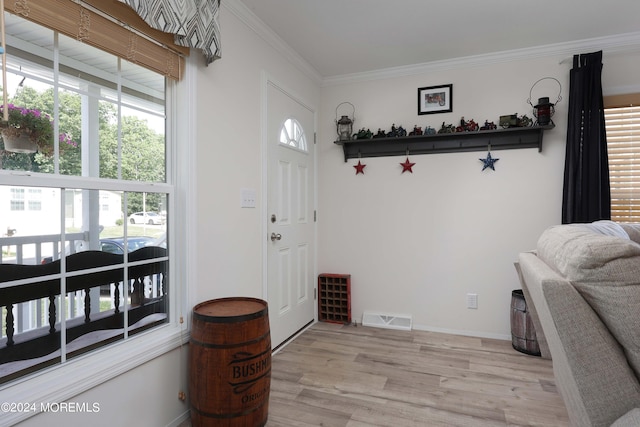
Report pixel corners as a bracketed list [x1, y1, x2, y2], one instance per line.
[362, 311, 412, 331]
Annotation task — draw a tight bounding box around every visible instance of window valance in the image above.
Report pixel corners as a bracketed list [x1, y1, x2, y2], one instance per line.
[4, 0, 186, 79]
[119, 0, 221, 65]
[2, 0, 221, 79]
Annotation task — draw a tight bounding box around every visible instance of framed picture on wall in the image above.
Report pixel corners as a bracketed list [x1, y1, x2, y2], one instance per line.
[418, 84, 453, 115]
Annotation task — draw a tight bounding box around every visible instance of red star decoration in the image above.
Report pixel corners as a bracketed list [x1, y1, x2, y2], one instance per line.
[400, 157, 416, 173]
[353, 160, 366, 175]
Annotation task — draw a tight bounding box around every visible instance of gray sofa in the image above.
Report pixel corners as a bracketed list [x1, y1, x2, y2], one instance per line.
[517, 221, 640, 427]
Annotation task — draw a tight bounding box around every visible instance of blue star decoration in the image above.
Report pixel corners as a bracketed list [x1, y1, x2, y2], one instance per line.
[480, 152, 499, 171]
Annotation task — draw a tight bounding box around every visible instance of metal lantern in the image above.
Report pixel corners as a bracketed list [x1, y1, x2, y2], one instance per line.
[335, 102, 355, 142]
[527, 77, 562, 126]
[533, 97, 554, 126]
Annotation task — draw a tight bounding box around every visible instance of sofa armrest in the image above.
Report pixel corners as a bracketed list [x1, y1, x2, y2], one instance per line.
[518, 252, 640, 427]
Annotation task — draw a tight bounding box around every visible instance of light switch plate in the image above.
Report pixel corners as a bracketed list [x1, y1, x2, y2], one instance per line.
[241, 188, 256, 208]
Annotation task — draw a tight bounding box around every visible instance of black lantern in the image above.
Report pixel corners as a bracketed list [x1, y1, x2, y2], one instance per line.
[335, 102, 355, 142]
[527, 77, 562, 126]
[533, 97, 554, 126]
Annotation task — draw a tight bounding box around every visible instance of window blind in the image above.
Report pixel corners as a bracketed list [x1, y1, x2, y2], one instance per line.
[604, 94, 640, 223]
[4, 0, 188, 79]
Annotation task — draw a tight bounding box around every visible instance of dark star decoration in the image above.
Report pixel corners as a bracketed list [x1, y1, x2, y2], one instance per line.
[480, 152, 499, 171]
[354, 160, 366, 175]
[400, 157, 416, 173]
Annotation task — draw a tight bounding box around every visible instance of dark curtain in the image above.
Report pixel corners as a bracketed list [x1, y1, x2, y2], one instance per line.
[561, 50, 610, 224]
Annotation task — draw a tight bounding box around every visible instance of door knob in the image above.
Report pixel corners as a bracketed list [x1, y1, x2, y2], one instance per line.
[270, 232, 282, 242]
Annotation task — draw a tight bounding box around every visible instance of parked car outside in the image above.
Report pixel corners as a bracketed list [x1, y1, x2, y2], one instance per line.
[99, 237, 156, 254]
[128, 212, 165, 225]
[41, 236, 156, 263]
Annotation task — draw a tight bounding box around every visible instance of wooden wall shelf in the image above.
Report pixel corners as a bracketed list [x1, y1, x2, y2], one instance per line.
[334, 125, 555, 162]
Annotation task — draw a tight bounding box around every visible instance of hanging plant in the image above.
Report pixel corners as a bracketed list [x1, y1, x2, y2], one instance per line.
[0, 103, 76, 155]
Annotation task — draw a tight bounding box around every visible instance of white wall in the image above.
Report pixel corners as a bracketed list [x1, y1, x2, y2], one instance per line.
[318, 51, 640, 338]
[16, 347, 188, 427]
[192, 4, 321, 304]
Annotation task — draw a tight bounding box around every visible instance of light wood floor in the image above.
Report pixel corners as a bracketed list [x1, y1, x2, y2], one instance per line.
[184, 322, 569, 426]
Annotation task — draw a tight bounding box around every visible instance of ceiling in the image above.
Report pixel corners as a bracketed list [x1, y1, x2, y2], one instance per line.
[237, 0, 640, 78]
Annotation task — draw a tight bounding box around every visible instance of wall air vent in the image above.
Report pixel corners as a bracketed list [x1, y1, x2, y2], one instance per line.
[362, 311, 412, 331]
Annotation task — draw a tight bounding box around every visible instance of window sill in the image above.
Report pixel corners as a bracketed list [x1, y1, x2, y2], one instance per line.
[0, 322, 187, 425]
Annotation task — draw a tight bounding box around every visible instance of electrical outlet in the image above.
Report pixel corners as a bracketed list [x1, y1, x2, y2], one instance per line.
[466, 293, 478, 309]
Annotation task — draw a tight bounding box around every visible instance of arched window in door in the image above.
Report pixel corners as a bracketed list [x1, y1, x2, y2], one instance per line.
[279, 118, 308, 152]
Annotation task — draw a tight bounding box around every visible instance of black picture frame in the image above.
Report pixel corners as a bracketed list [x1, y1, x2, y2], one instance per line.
[418, 84, 453, 115]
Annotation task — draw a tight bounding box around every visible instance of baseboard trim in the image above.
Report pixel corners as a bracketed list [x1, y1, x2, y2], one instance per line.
[412, 323, 511, 341]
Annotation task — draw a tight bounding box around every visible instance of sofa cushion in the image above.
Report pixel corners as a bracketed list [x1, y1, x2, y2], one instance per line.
[536, 221, 640, 282]
[620, 223, 640, 244]
[574, 281, 640, 382]
[537, 221, 640, 382]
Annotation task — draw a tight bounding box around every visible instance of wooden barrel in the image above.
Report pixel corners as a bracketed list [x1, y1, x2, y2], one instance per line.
[189, 297, 271, 427]
[510, 290, 541, 356]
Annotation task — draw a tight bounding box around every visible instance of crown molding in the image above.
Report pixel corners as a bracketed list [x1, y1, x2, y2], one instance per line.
[223, 0, 323, 86]
[217, 2, 640, 89]
[322, 32, 640, 87]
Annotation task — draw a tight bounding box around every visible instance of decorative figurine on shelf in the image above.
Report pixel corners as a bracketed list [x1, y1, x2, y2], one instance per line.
[373, 128, 387, 138]
[480, 120, 497, 131]
[387, 124, 407, 137]
[500, 113, 532, 128]
[456, 117, 479, 132]
[409, 125, 423, 136]
[466, 118, 479, 132]
[438, 122, 456, 134]
[423, 126, 436, 135]
[500, 114, 518, 128]
[518, 114, 533, 127]
[353, 128, 373, 139]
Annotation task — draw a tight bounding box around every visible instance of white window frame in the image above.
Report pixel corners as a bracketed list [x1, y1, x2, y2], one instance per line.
[0, 35, 197, 427]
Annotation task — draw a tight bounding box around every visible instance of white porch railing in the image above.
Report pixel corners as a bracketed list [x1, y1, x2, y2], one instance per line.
[0, 232, 88, 265]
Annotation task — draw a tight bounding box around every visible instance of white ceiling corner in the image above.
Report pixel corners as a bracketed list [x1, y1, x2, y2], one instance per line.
[232, 0, 640, 86]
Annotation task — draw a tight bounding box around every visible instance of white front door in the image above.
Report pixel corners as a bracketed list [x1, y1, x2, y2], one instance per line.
[265, 80, 316, 348]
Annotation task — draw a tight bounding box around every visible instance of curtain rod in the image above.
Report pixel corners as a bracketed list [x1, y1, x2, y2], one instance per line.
[559, 50, 628, 65]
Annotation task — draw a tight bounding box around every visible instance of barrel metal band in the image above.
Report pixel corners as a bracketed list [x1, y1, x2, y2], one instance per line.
[193, 307, 268, 323]
[190, 331, 271, 349]
[191, 397, 268, 420]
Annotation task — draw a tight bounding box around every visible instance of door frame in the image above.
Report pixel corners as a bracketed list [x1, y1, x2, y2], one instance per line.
[260, 71, 318, 328]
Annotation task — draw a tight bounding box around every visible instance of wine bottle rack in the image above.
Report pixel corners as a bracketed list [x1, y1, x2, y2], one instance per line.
[318, 274, 351, 324]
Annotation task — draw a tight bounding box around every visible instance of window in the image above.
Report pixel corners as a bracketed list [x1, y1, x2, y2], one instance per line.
[604, 94, 640, 223]
[280, 118, 308, 151]
[9, 188, 24, 211]
[0, 10, 172, 385]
